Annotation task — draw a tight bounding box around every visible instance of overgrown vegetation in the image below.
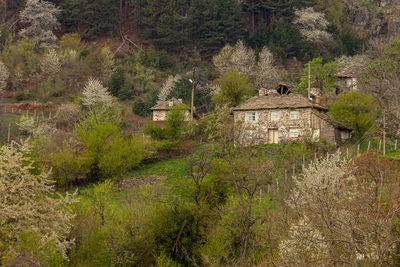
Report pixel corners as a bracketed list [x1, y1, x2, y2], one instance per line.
[2, 0, 400, 265]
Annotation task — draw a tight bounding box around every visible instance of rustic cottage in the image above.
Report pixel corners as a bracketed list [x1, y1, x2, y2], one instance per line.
[336, 55, 371, 94]
[151, 98, 190, 122]
[233, 90, 351, 146]
[337, 69, 358, 94]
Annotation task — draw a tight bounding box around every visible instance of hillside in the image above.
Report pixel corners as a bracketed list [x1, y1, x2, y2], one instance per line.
[1, 0, 400, 266]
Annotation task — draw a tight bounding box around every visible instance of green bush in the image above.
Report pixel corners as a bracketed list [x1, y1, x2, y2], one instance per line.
[329, 91, 378, 140]
[213, 69, 255, 107]
[144, 105, 189, 143]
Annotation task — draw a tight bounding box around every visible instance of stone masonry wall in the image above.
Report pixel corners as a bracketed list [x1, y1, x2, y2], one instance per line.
[234, 108, 313, 145]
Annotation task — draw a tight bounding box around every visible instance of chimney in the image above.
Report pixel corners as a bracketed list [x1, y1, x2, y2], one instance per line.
[178, 98, 183, 103]
[168, 101, 174, 107]
[315, 96, 321, 105]
[259, 88, 268, 96]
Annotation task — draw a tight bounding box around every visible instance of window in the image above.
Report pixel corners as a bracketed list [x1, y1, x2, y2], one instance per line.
[271, 111, 280, 121]
[290, 111, 300, 120]
[245, 111, 257, 123]
[289, 128, 300, 138]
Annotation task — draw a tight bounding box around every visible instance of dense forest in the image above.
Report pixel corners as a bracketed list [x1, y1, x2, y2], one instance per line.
[1, 0, 400, 266]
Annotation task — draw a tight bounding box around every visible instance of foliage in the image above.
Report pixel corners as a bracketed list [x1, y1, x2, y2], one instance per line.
[329, 91, 378, 140]
[60, 0, 117, 39]
[361, 38, 400, 134]
[213, 69, 255, 108]
[19, 0, 61, 48]
[81, 78, 114, 108]
[158, 75, 181, 101]
[282, 152, 400, 265]
[139, 0, 245, 54]
[293, 7, 331, 44]
[0, 61, 9, 93]
[40, 49, 61, 75]
[1, 38, 40, 90]
[0, 140, 76, 259]
[4, 232, 66, 266]
[297, 57, 338, 94]
[213, 41, 281, 88]
[144, 104, 189, 141]
[246, 18, 308, 60]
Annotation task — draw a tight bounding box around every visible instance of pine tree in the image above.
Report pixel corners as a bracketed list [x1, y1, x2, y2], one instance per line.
[139, 0, 188, 51]
[189, 0, 245, 56]
[60, 0, 117, 39]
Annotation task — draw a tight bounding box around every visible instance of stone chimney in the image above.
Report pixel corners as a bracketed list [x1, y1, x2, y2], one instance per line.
[259, 88, 268, 96]
[315, 96, 321, 105]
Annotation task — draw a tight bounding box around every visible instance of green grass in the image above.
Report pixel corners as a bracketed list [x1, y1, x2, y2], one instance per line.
[386, 150, 400, 160]
[0, 113, 22, 144]
[132, 157, 188, 180]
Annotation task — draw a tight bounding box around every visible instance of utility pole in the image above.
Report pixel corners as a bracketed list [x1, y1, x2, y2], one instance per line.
[383, 111, 386, 156]
[191, 80, 195, 121]
[189, 68, 196, 133]
[308, 62, 311, 99]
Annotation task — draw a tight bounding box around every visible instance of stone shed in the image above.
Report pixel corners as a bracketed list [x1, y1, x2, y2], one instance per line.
[233, 92, 351, 146]
[150, 98, 190, 122]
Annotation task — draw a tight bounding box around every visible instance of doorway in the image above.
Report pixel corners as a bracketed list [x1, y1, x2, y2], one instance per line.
[268, 129, 279, 144]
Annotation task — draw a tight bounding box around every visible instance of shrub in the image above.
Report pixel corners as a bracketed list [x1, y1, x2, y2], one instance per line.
[329, 91, 378, 140]
[213, 69, 255, 108]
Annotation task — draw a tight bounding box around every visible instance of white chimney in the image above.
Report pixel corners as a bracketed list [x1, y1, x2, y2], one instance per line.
[168, 101, 173, 107]
[259, 88, 268, 96]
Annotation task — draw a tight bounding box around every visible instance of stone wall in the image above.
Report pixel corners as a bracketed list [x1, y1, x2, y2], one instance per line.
[153, 110, 167, 121]
[311, 113, 336, 144]
[152, 110, 191, 122]
[234, 108, 313, 145]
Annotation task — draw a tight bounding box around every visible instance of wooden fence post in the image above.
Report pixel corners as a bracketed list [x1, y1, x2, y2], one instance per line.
[368, 141, 371, 151]
[357, 144, 360, 156]
[7, 124, 11, 143]
[395, 140, 398, 151]
[378, 139, 382, 152]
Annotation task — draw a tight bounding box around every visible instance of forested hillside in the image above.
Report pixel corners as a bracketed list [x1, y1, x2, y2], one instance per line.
[1, 0, 400, 266]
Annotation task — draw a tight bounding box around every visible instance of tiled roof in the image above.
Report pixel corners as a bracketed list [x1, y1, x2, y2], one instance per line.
[312, 111, 352, 131]
[150, 98, 189, 111]
[233, 94, 327, 111]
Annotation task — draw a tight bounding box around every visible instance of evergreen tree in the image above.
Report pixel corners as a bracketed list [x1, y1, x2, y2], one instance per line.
[60, 0, 117, 39]
[139, 0, 188, 51]
[189, 0, 245, 56]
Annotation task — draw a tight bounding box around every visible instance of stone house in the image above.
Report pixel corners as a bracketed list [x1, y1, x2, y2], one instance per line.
[233, 91, 351, 146]
[151, 98, 190, 122]
[337, 68, 358, 94]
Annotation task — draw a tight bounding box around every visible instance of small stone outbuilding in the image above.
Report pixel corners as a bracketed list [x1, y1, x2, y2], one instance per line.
[151, 98, 190, 122]
[233, 91, 351, 146]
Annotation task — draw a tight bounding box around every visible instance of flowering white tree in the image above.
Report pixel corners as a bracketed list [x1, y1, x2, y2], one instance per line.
[279, 216, 329, 265]
[81, 78, 114, 108]
[293, 7, 331, 44]
[213, 41, 281, 88]
[158, 75, 181, 101]
[40, 49, 61, 75]
[0, 61, 9, 93]
[19, 0, 60, 48]
[281, 152, 400, 265]
[0, 140, 76, 257]
[255, 47, 281, 88]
